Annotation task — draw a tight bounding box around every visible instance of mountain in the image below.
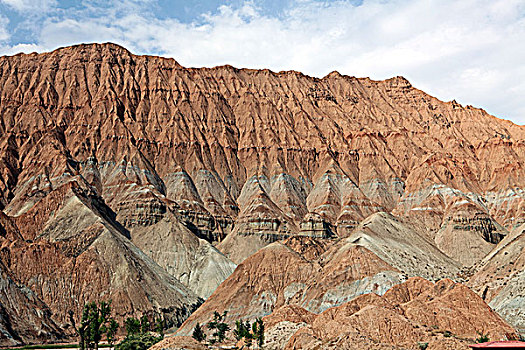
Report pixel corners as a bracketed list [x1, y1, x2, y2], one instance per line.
[0, 253, 62, 346]
[0, 181, 202, 330]
[0, 43, 524, 342]
[160, 277, 516, 350]
[175, 215, 482, 336]
[345, 212, 461, 280]
[2, 43, 525, 261]
[130, 210, 237, 299]
[468, 222, 525, 333]
[276, 277, 516, 349]
[176, 236, 405, 336]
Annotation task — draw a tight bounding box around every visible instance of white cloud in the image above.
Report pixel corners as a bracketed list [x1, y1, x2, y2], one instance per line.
[0, 0, 57, 12]
[0, 15, 9, 42]
[39, 18, 129, 49]
[1, 0, 525, 123]
[0, 42, 42, 55]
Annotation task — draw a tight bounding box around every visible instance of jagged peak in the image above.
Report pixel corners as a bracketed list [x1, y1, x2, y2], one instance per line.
[385, 75, 412, 88]
[324, 70, 343, 79]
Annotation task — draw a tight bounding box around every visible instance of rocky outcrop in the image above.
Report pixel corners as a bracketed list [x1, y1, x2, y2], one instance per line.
[1, 43, 525, 269]
[175, 239, 406, 335]
[130, 210, 236, 299]
[346, 212, 461, 280]
[299, 212, 336, 238]
[0, 182, 202, 335]
[276, 278, 516, 350]
[0, 258, 62, 347]
[1, 43, 525, 342]
[432, 199, 507, 266]
[468, 223, 525, 333]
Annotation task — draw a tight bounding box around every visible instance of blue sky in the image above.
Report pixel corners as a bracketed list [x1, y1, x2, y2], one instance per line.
[1, 0, 524, 124]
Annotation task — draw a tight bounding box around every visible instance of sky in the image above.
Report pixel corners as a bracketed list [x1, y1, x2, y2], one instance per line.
[0, 0, 524, 124]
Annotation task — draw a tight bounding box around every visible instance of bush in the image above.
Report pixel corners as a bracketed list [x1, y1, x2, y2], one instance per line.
[234, 320, 251, 341]
[115, 333, 162, 350]
[418, 342, 428, 350]
[140, 315, 150, 334]
[252, 318, 264, 347]
[476, 331, 490, 343]
[207, 311, 229, 344]
[125, 317, 141, 337]
[154, 318, 165, 337]
[117, 314, 164, 350]
[232, 318, 264, 348]
[107, 319, 119, 347]
[192, 323, 206, 343]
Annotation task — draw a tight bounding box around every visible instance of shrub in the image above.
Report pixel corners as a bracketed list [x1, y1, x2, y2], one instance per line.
[117, 314, 164, 350]
[125, 317, 141, 337]
[154, 317, 165, 337]
[115, 333, 162, 350]
[192, 323, 206, 343]
[207, 311, 229, 344]
[476, 331, 490, 343]
[234, 320, 251, 341]
[140, 315, 150, 334]
[106, 319, 119, 348]
[233, 318, 264, 348]
[252, 318, 264, 347]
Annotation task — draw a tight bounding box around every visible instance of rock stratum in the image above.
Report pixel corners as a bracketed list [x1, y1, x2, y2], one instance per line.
[163, 277, 517, 350]
[0, 43, 524, 345]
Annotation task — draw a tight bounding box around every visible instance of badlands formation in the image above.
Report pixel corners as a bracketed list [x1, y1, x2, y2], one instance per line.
[0, 43, 524, 347]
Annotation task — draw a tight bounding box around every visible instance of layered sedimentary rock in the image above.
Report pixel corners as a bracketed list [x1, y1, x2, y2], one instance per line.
[468, 223, 525, 333]
[1, 43, 525, 342]
[176, 239, 405, 335]
[347, 212, 461, 280]
[130, 210, 236, 299]
[176, 212, 466, 336]
[0, 181, 202, 332]
[275, 278, 516, 350]
[0, 213, 62, 346]
[0, 257, 62, 346]
[2, 43, 525, 269]
[167, 277, 517, 349]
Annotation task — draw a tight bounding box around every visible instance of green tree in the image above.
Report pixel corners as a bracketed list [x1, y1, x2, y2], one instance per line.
[154, 317, 165, 337]
[252, 318, 264, 348]
[88, 301, 112, 350]
[125, 317, 141, 337]
[233, 318, 264, 348]
[192, 323, 206, 343]
[140, 315, 150, 334]
[69, 301, 113, 350]
[418, 343, 428, 350]
[117, 314, 162, 350]
[69, 308, 90, 350]
[115, 333, 162, 350]
[233, 321, 253, 348]
[233, 320, 251, 341]
[217, 322, 230, 343]
[106, 319, 119, 348]
[207, 311, 229, 344]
